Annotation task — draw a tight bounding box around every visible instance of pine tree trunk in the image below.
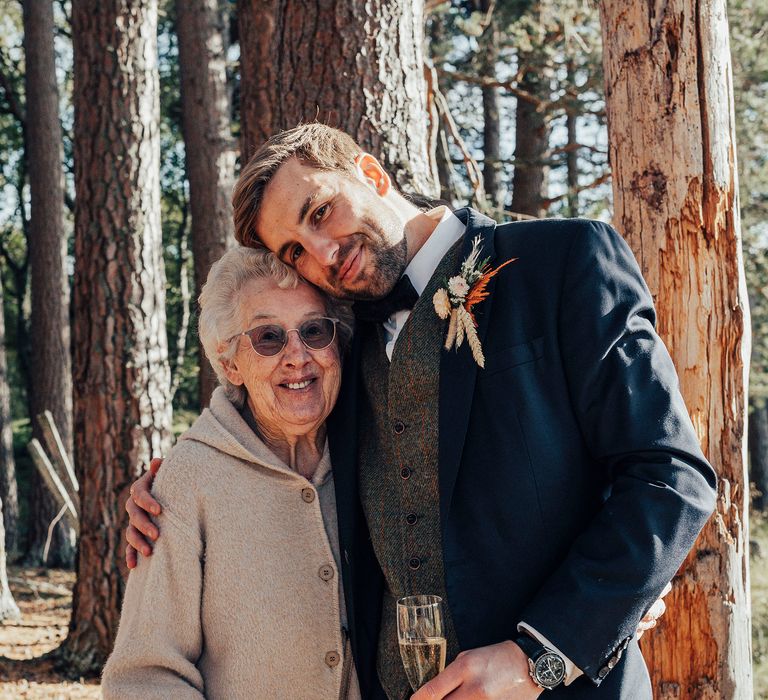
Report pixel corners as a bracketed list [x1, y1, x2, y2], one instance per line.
[23, 0, 75, 569]
[176, 0, 235, 408]
[510, 61, 549, 217]
[65, 0, 172, 673]
[478, 0, 503, 210]
[0, 267, 19, 563]
[749, 400, 768, 512]
[0, 499, 19, 623]
[600, 1, 751, 697]
[237, 0, 437, 196]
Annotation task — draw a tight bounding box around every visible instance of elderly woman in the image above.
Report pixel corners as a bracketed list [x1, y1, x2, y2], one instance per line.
[102, 246, 359, 700]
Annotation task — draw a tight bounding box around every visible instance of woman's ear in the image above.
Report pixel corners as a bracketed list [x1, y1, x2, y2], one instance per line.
[219, 352, 245, 386]
[355, 153, 391, 196]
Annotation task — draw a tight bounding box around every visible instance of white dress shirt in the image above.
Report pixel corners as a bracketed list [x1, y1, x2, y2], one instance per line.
[381, 206, 583, 685]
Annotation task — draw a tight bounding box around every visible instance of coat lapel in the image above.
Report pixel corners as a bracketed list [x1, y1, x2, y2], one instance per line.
[439, 208, 498, 535]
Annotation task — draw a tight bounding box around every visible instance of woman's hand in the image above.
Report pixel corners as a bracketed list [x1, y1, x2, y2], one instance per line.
[124, 457, 163, 569]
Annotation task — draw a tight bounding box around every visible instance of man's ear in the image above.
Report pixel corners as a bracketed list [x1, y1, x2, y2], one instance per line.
[355, 153, 391, 197]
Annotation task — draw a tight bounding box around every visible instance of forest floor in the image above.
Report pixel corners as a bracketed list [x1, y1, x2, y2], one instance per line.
[0, 566, 99, 699]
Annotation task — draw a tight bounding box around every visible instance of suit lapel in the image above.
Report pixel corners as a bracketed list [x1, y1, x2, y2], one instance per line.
[439, 208, 498, 535]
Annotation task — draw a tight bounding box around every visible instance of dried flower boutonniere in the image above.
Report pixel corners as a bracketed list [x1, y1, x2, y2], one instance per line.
[433, 236, 516, 368]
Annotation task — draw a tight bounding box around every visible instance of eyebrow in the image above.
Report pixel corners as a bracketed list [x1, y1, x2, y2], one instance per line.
[246, 310, 326, 326]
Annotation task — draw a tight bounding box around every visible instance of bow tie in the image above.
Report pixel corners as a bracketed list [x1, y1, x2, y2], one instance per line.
[353, 275, 419, 323]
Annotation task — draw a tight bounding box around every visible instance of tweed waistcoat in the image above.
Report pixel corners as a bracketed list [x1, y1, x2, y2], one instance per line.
[358, 239, 463, 700]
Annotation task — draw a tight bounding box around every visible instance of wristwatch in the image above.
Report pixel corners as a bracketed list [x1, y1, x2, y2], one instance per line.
[514, 633, 567, 690]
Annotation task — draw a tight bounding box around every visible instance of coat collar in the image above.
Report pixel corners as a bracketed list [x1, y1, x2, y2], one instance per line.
[438, 208, 498, 535]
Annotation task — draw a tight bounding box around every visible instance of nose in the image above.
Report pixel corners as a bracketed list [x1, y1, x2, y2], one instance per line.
[303, 235, 339, 267]
[281, 329, 311, 366]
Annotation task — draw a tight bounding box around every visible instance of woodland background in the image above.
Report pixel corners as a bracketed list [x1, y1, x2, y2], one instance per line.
[0, 0, 766, 697]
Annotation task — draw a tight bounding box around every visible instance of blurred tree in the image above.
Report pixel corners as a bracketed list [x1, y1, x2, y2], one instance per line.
[0, 266, 18, 619]
[600, 0, 751, 696]
[176, 0, 235, 407]
[728, 0, 768, 511]
[22, 0, 75, 568]
[63, 0, 172, 672]
[237, 0, 437, 196]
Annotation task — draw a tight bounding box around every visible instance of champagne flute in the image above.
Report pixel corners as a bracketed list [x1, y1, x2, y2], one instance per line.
[397, 595, 447, 691]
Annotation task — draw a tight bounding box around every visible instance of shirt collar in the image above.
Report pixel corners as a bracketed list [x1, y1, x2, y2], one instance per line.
[404, 206, 466, 295]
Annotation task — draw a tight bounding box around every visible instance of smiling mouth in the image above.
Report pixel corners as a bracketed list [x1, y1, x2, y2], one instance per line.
[338, 245, 362, 283]
[280, 378, 316, 391]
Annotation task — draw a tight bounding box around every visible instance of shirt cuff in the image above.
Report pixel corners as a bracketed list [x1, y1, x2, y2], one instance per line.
[517, 622, 584, 686]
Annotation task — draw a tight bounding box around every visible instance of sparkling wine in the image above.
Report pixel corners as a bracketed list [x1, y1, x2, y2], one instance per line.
[399, 636, 447, 690]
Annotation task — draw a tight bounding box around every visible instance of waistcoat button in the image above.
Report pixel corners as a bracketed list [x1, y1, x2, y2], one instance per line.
[325, 651, 340, 668]
[318, 564, 335, 581]
[405, 513, 418, 525]
[301, 488, 315, 503]
[400, 467, 412, 480]
[408, 557, 421, 570]
[394, 421, 406, 434]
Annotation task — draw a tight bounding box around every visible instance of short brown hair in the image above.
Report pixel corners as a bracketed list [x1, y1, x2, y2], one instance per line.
[233, 124, 362, 248]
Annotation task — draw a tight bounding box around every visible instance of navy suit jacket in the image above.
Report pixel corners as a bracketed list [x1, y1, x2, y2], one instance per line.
[327, 210, 717, 699]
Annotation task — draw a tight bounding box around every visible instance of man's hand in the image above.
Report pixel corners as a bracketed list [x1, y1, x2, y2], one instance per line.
[411, 641, 542, 700]
[637, 581, 672, 638]
[124, 457, 163, 569]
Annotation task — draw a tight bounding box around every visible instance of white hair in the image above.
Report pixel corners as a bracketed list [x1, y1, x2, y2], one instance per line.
[198, 245, 352, 406]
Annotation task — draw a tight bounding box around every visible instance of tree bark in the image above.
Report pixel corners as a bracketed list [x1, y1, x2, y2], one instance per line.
[478, 0, 503, 210]
[176, 0, 235, 408]
[510, 57, 549, 217]
[23, 0, 76, 569]
[600, 1, 751, 697]
[65, 0, 172, 673]
[0, 266, 19, 563]
[749, 400, 768, 512]
[237, 0, 437, 197]
[0, 497, 19, 622]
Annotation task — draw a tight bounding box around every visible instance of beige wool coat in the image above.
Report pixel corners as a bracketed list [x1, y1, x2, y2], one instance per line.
[102, 388, 360, 700]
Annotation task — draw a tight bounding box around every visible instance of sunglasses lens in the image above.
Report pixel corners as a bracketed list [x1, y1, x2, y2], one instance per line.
[299, 318, 336, 349]
[248, 325, 287, 356]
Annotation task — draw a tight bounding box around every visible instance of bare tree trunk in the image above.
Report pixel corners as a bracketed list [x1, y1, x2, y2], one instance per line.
[237, 0, 437, 197]
[600, 1, 751, 697]
[510, 59, 549, 217]
[64, 0, 172, 673]
[23, 0, 75, 569]
[0, 267, 19, 563]
[749, 400, 768, 512]
[478, 0, 503, 210]
[0, 283, 18, 562]
[176, 0, 235, 408]
[565, 60, 579, 218]
[0, 500, 19, 622]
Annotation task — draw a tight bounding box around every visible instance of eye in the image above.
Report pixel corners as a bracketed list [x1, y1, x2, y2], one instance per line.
[290, 244, 304, 263]
[257, 327, 282, 342]
[312, 204, 329, 225]
[302, 320, 324, 338]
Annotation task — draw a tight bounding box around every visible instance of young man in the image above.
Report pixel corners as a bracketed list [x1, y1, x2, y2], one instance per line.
[126, 124, 716, 699]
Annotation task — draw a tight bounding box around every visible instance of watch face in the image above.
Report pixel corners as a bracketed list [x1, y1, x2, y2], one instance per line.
[534, 651, 566, 688]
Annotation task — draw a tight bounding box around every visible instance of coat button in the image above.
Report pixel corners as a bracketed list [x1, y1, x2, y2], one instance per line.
[408, 557, 421, 570]
[318, 564, 335, 581]
[405, 513, 418, 525]
[598, 667, 609, 679]
[301, 488, 315, 503]
[400, 467, 412, 480]
[394, 421, 405, 434]
[325, 651, 340, 668]
[607, 656, 618, 669]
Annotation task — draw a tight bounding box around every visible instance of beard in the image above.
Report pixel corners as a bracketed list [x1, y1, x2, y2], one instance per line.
[323, 215, 408, 301]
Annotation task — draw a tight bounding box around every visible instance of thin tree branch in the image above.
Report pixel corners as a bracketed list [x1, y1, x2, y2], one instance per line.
[540, 171, 612, 208]
[0, 63, 25, 125]
[436, 66, 548, 109]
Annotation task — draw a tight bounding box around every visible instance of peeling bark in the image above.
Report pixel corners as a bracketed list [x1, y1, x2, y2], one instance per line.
[238, 0, 437, 196]
[600, 1, 751, 696]
[65, 0, 172, 673]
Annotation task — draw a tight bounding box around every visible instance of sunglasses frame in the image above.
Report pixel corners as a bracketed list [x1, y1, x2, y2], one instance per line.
[228, 316, 341, 357]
